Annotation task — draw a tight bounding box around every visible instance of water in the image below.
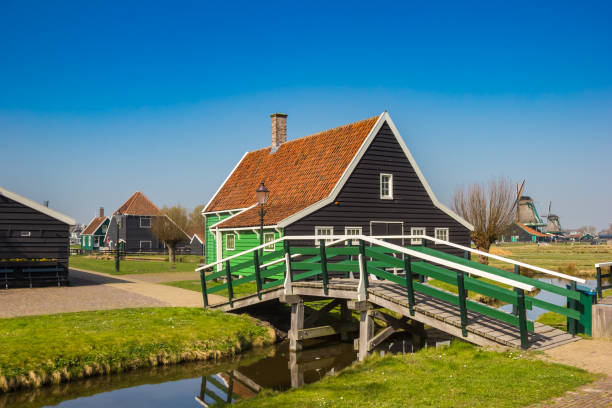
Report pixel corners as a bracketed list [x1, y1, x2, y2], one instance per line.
[3, 329, 449, 408]
[499, 278, 597, 320]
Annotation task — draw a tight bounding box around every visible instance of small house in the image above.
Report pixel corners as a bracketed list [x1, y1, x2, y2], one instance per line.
[500, 222, 550, 243]
[106, 191, 165, 252]
[0, 186, 75, 287]
[203, 112, 473, 271]
[81, 207, 110, 250]
[190, 232, 205, 257]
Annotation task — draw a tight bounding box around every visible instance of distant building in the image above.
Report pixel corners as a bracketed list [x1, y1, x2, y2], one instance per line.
[69, 223, 85, 245]
[517, 196, 546, 230]
[81, 207, 109, 251]
[500, 222, 550, 243]
[190, 232, 205, 257]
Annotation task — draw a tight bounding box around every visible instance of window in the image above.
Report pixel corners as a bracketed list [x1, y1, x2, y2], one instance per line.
[410, 227, 426, 245]
[315, 226, 334, 243]
[345, 227, 362, 245]
[139, 240, 152, 250]
[101, 225, 108, 233]
[434, 228, 449, 243]
[264, 232, 275, 251]
[226, 234, 236, 251]
[380, 173, 393, 199]
[140, 217, 151, 228]
[20, 231, 31, 237]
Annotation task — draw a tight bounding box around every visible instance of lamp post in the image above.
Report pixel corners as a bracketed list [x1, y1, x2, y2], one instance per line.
[114, 211, 122, 272]
[256, 182, 269, 257]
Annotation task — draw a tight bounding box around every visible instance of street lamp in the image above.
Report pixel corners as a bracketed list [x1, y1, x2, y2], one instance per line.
[114, 211, 122, 272]
[256, 182, 269, 256]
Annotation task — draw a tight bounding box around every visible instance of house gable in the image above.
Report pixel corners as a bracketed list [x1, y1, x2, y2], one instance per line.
[284, 121, 472, 255]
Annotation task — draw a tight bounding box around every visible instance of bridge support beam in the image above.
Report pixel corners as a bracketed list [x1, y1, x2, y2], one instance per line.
[284, 295, 304, 352]
[348, 300, 374, 361]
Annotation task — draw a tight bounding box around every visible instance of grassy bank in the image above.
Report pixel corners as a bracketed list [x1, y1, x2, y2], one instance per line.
[536, 287, 612, 332]
[69, 255, 198, 275]
[0, 308, 275, 393]
[236, 341, 595, 408]
[489, 243, 611, 277]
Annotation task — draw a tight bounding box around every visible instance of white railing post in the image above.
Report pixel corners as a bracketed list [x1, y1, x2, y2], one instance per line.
[284, 252, 293, 295]
[357, 253, 367, 301]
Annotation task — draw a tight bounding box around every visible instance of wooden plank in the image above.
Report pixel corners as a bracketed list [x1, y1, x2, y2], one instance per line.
[368, 326, 397, 350]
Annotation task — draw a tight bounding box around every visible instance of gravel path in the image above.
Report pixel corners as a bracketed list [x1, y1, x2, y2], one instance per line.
[0, 269, 224, 318]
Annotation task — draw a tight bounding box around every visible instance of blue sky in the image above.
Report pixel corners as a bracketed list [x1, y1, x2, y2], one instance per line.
[1, 1, 611, 229]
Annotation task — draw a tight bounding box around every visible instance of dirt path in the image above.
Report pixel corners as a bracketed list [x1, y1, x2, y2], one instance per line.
[0, 269, 224, 318]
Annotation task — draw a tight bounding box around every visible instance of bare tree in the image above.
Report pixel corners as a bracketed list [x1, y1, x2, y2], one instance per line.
[577, 225, 597, 235]
[452, 177, 516, 263]
[152, 205, 189, 263]
[188, 205, 205, 234]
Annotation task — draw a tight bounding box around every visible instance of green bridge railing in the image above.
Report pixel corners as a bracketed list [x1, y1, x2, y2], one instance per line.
[196, 235, 592, 348]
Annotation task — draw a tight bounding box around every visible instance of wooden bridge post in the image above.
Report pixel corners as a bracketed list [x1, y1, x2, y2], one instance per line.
[512, 264, 521, 315]
[568, 281, 578, 335]
[287, 295, 305, 351]
[596, 266, 602, 299]
[404, 256, 415, 316]
[288, 351, 304, 388]
[225, 260, 233, 308]
[340, 300, 351, 341]
[349, 300, 373, 361]
[516, 288, 529, 349]
[358, 240, 369, 300]
[253, 251, 262, 300]
[456, 271, 468, 337]
[283, 240, 293, 295]
[199, 270, 208, 309]
[319, 239, 329, 296]
[419, 239, 427, 283]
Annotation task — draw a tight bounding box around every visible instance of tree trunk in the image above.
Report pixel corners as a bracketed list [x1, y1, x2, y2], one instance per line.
[168, 244, 176, 263]
[472, 237, 492, 265]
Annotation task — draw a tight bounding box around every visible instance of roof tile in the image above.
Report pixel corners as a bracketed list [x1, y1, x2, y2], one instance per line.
[114, 191, 162, 216]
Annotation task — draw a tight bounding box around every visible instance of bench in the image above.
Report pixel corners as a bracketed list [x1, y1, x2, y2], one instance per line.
[23, 267, 68, 288]
[1, 269, 14, 289]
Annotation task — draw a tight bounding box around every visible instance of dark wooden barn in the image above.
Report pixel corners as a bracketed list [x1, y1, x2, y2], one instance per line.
[0, 186, 75, 288]
[499, 222, 550, 243]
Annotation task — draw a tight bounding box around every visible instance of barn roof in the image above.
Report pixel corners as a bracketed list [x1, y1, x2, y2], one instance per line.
[82, 216, 107, 235]
[114, 191, 162, 216]
[205, 112, 473, 231]
[516, 222, 548, 237]
[0, 186, 75, 225]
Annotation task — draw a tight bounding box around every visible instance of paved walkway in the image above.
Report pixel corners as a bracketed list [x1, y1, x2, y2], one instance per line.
[0, 268, 223, 318]
[530, 376, 612, 407]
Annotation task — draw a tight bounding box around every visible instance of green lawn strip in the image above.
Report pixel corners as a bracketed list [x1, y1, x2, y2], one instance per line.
[0, 308, 275, 393]
[164, 280, 258, 299]
[428, 278, 507, 306]
[235, 341, 596, 408]
[69, 256, 198, 275]
[603, 288, 612, 297]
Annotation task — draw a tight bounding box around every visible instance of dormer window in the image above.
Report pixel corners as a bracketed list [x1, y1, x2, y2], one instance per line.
[380, 173, 393, 200]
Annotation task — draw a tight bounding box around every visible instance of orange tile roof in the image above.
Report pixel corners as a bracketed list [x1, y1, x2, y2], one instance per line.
[82, 216, 107, 235]
[192, 232, 205, 243]
[516, 222, 548, 237]
[114, 191, 162, 216]
[206, 116, 379, 228]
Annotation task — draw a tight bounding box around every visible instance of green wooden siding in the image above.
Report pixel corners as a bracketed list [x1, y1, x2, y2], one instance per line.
[81, 219, 110, 250]
[221, 229, 284, 275]
[205, 212, 232, 265]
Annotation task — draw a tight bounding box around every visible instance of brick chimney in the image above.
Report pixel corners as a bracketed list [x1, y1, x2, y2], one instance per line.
[270, 113, 287, 151]
[99, 207, 105, 218]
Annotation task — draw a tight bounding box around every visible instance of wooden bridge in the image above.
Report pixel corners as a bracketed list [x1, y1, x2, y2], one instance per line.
[197, 235, 591, 358]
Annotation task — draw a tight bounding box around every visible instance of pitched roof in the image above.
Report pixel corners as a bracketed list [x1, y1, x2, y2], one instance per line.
[82, 216, 107, 235]
[114, 191, 162, 216]
[205, 116, 379, 228]
[516, 222, 548, 237]
[191, 232, 205, 244]
[0, 186, 75, 225]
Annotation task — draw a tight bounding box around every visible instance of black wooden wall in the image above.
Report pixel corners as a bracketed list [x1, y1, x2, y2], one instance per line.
[0, 195, 70, 281]
[285, 122, 471, 257]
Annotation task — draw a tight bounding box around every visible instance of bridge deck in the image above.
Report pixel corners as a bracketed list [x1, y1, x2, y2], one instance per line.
[210, 278, 580, 351]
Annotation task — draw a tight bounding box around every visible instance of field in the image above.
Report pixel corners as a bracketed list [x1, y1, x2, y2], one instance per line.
[488, 243, 612, 277]
[69, 255, 202, 275]
[237, 341, 595, 408]
[0, 308, 275, 393]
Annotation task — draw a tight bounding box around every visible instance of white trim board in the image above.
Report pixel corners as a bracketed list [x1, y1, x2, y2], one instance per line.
[277, 112, 473, 230]
[190, 234, 204, 245]
[0, 186, 75, 225]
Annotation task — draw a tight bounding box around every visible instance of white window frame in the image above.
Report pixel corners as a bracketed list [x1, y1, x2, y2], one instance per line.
[140, 217, 151, 228]
[20, 231, 31, 237]
[380, 173, 393, 200]
[263, 232, 276, 252]
[434, 227, 449, 244]
[344, 227, 362, 245]
[226, 233, 236, 251]
[139, 240, 152, 250]
[410, 227, 426, 245]
[314, 226, 334, 244]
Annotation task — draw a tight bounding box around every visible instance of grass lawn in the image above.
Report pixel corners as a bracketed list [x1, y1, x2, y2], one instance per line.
[489, 243, 612, 277]
[164, 279, 259, 298]
[536, 287, 612, 332]
[236, 341, 595, 408]
[0, 308, 275, 393]
[69, 255, 199, 275]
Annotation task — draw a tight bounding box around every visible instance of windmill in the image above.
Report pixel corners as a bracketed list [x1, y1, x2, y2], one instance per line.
[515, 181, 546, 229]
[544, 201, 563, 235]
